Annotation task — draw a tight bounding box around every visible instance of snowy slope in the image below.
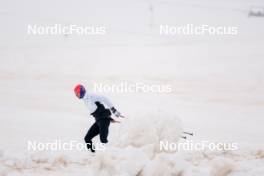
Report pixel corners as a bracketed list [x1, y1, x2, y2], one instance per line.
[0, 0, 264, 175]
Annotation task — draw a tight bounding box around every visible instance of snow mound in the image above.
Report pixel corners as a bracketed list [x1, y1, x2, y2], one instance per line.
[0, 113, 184, 176]
[114, 112, 183, 156]
[210, 157, 235, 176]
[1, 149, 264, 176]
[142, 153, 189, 176]
[1, 113, 263, 176]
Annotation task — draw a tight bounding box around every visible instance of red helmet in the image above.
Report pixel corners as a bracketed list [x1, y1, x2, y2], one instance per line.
[74, 84, 86, 98]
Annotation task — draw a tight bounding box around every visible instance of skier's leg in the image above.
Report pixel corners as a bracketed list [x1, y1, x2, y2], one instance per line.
[84, 122, 99, 152]
[97, 119, 111, 143]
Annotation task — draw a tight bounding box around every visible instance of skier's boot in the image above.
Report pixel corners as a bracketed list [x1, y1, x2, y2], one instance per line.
[87, 142, 95, 153]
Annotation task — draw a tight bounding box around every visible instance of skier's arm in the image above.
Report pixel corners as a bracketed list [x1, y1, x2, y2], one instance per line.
[110, 107, 121, 117]
[95, 95, 122, 117]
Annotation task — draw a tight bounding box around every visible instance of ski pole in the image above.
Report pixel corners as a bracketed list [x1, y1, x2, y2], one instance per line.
[183, 131, 193, 136]
[110, 117, 121, 123]
[120, 115, 126, 118]
[181, 136, 187, 139]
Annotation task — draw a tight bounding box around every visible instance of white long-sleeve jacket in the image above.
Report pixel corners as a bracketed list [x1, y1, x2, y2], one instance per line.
[82, 93, 114, 114]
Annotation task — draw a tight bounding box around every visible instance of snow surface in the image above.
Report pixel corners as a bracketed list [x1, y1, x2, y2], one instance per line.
[0, 0, 264, 175]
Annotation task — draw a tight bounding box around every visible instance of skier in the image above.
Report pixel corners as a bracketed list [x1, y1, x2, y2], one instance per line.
[74, 84, 123, 153]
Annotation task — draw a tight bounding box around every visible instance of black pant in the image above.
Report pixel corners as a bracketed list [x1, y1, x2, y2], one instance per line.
[84, 118, 110, 151]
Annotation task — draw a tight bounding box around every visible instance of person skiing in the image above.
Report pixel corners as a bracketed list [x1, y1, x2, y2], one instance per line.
[74, 84, 123, 153]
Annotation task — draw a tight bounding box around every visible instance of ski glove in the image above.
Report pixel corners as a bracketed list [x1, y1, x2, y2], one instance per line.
[111, 107, 121, 117]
